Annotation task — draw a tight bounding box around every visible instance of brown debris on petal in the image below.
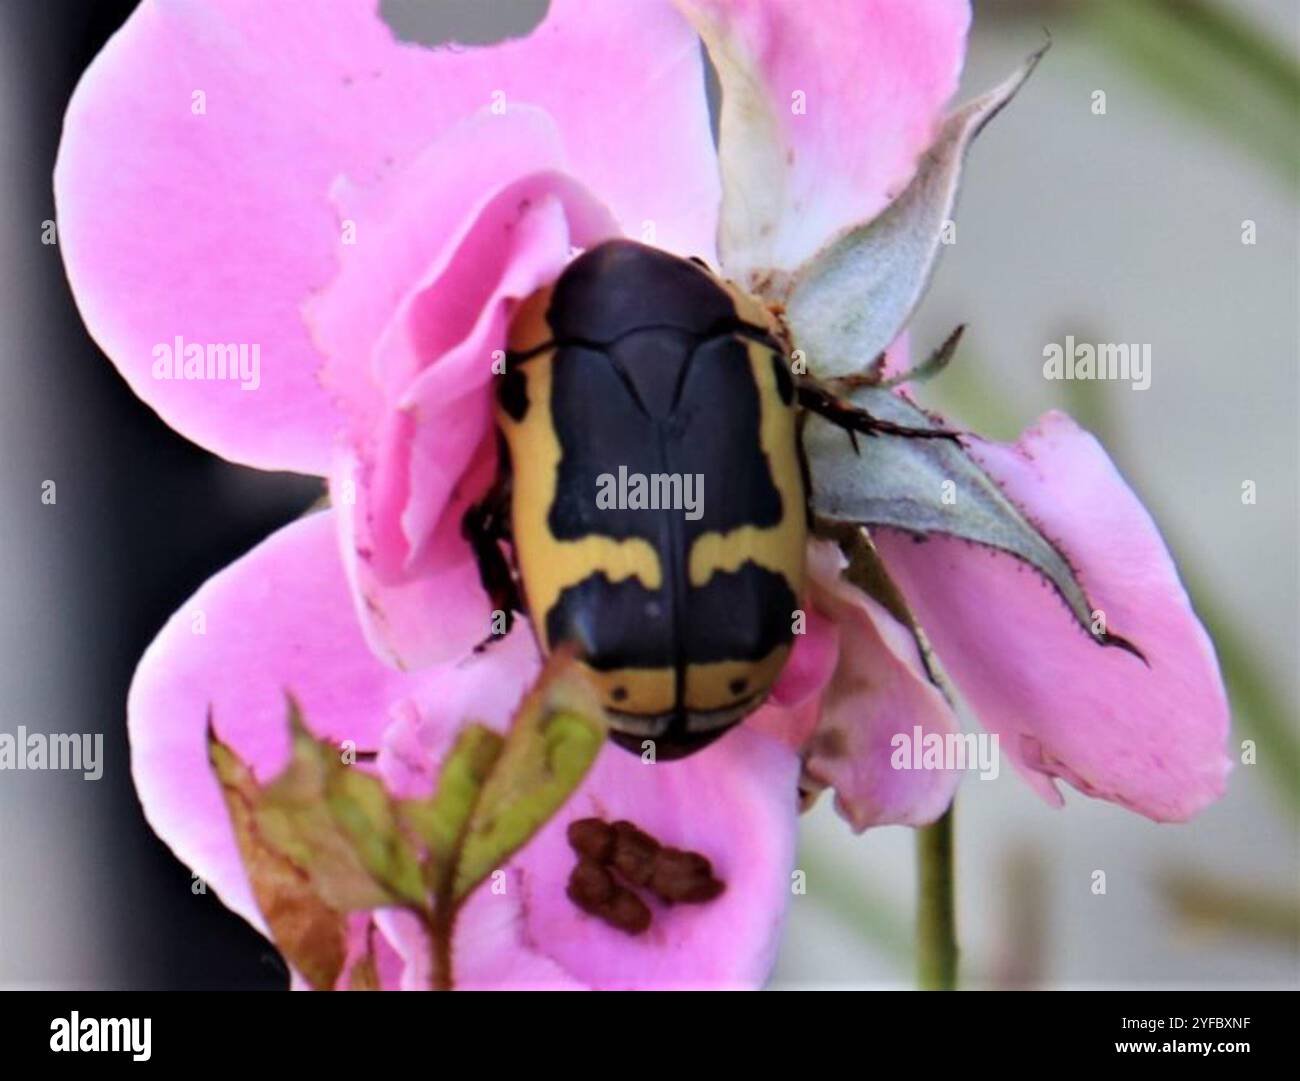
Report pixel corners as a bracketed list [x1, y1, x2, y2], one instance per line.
[610, 820, 660, 887]
[568, 858, 616, 907]
[564, 817, 727, 932]
[604, 889, 653, 935]
[566, 859, 651, 936]
[649, 848, 726, 905]
[567, 817, 615, 863]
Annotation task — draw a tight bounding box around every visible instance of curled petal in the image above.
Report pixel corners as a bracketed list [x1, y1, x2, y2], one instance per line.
[874, 412, 1231, 820]
[306, 107, 617, 436]
[796, 540, 961, 830]
[678, 0, 969, 283]
[57, 0, 716, 471]
[322, 167, 613, 667]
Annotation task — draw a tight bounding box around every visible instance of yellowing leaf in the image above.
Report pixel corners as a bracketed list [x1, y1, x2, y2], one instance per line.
[208, 699, 428, 988]
[209, 729, 349, 991]
[254, 703, 417, 910]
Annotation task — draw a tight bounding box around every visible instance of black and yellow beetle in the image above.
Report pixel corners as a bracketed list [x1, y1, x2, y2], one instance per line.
[464, 240, 951, 759]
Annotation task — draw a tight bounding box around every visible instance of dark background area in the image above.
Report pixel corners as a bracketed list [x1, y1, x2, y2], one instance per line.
[1, 0, 316, 988]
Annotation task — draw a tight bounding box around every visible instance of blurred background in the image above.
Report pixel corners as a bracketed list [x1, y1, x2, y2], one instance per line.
[0, 0, 1295, 989]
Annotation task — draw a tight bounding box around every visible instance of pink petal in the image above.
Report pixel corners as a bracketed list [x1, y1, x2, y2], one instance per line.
[306, 108, 616, 438]
[676, 0, 969, 282]
[331, 445, 495, 672]
[768, 565, 840, 712]
[373, 903, 588, 992]
[129, 508, 557, 990]
[796, 539, 961, 830]
[750, 542, 843, 753]
[57, 0, 717, 472]
[128, 510, 426, 937]
[874, 411, 1232, 820]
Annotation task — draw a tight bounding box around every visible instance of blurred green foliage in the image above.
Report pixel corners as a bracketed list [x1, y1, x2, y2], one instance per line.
[1079, 0, 1296, 188]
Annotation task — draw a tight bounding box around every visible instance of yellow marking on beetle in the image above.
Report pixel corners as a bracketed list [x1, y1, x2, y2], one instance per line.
[687, 338, 806, 593]
[685, 646, 791, 712]
[719, 278, 782, 339]
[507, 284, 554, 353]
[498, 351, 662, 649]
[581, 663, 677, 716]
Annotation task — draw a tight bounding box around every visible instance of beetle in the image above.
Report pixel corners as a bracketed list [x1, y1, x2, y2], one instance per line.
[465, 239, 953, 759]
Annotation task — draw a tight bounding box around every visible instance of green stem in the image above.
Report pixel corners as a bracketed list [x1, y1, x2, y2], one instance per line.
[916, 805, 958, 990]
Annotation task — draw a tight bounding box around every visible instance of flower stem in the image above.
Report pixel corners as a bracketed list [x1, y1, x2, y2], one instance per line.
[915, 804, 958, 990]
[424, 907, 454, 991]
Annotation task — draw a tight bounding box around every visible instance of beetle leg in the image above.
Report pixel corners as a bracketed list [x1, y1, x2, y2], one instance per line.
[821, 350, 888, 393]
[796, 380, 963, 447]
[462, 480, 525, 652]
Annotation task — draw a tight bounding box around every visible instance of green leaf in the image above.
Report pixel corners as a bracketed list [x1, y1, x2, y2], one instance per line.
[448, 653, 609, 903]
[324, 762, 426, 907]
[806, 387, 1125, 650]
[400, 724, 504, 894]
[783, 46, 1046, 379]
